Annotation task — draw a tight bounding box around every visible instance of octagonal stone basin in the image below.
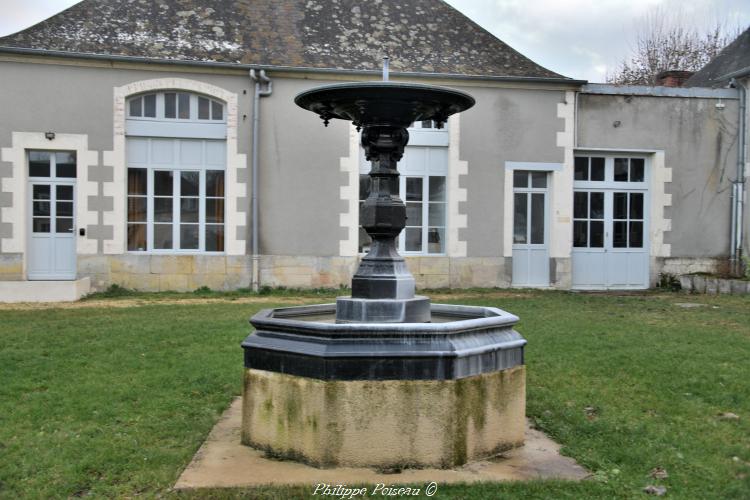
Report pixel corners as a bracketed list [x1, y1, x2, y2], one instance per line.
[241, 303, 527, 468]
[242, 303, 525, 381]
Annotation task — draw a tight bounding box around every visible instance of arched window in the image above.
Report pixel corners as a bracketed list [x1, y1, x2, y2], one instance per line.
[125, 91, 228, 253]
[127, 92, 225, 122]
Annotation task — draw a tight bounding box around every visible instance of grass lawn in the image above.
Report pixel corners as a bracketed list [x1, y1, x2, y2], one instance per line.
[1, 289, 749, 499]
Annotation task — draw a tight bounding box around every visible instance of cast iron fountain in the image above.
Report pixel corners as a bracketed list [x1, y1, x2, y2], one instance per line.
[241, 66, 527, 469]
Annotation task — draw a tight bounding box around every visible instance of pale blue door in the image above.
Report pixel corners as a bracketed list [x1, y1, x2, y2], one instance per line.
[27, 152, 77, 280]
[572, 156, 649, 289]
[512, 171, 549, 286]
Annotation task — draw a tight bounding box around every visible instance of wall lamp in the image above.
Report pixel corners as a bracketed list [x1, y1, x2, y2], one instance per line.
[44, 131, 55, 140]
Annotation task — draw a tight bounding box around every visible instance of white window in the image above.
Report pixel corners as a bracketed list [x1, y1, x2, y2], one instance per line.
[127, 92, 224, 122]
[358, 146, 448, 255]
[126, 138, 225, 253]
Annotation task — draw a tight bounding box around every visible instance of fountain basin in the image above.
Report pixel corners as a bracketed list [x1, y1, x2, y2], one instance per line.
[241, 303, 526, 468]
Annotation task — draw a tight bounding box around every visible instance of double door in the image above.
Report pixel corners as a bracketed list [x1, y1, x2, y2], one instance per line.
[571, 188, 648, 289]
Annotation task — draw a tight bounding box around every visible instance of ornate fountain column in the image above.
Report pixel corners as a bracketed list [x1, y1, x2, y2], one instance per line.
[336, 125, 431, 323]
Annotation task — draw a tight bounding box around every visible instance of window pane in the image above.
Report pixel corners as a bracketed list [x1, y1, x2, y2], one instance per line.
[127, 224, 146, 251]
[590, 157, 605, 181]
[128, 197, 147, 222]
[212, 100, 223, 120]
[154, 224, 173, 249]
[614, 158, 629, 181]
[180, 224, 199, 250]
[428, 176, 446, 201]
[574, 191, 587, 219]
[421, 120, 432, 128]
[590, 221, 604, 247]
[590, 192, 604, 219]
[33, 185, 50, 200]
[178, 93, 190, 119]
[406, 202, 422, 226]
[198, 97, 210, 120]
[427, 227, 445, 254]
[128, 168, 147, 195]
[154, 198, 173, 222]
[165, 93, 176, 118]
[513, 193, 527, 244]
[181, 198, 199, 223]
[428, 203, 445, 226]
[359, 174, 371, 201]
[406, 177, 422, 201]
[630, 193, 644, 219]
[129, 96, 142, 117]
[513, 170, 528, 188]
[206, 199, 224, 223]
[56, 218, 73, 233]
[630, 158, 645, 182]
[530, 193, 545, 244]
[181, 171, 199, 196]
[574, 157, 588, 181]
[57, 185, 73, 201]
[56, 201, 73, 217]
[55, 152, 76, 178]
[613, 221, 627, 247]
[206, 171, 225, 197]
[531, 171, 547, 188]
[629, 221, 644, 248]
[205, 224, 224, 252]
[33, 218, 51, 233]
[143, 94, 156, 118]
[573, 220, 588, 247]
[154, 171, 173, 196]
[29, 151, 51, 177]
[613, 192, 628, 220]
[33, 201, 50, 217]
[405, 227, 422, 251]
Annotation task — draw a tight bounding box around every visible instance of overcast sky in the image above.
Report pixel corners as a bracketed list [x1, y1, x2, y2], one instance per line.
[1, 0, 748, 82]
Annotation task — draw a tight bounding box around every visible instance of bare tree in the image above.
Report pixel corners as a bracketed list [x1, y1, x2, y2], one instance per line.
[607, 7, 741, 85]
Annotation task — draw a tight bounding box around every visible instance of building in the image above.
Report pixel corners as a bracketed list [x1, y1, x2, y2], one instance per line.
[0, 0, 746, 298]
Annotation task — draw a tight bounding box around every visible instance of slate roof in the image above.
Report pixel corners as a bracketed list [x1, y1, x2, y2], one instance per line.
[685, 26, 750, 87]
[0, 0, 569, 80]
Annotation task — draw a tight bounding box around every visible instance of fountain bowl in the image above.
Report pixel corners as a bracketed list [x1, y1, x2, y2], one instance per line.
[294, 81, 475, 128]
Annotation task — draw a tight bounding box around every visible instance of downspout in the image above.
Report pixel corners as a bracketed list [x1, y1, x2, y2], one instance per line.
[730, 77, 747, 275]
[249, 69, 273, 291]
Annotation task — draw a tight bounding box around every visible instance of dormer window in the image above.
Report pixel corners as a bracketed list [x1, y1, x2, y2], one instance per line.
[127, 92, 225, 122]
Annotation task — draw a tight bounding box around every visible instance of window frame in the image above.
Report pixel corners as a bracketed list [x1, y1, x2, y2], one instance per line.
[127, 164, 226, 255]
[127, 92, 226, 123]
[511, 170, 549, 248]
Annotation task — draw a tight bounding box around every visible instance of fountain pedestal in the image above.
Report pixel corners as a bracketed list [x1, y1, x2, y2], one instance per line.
[241, 81, 527, 469]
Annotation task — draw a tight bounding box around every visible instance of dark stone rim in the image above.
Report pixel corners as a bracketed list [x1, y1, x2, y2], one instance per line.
[242, 303, 525, 381]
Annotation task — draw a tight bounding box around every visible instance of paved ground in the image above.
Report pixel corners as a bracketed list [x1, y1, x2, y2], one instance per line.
[174, 398, 590, 490]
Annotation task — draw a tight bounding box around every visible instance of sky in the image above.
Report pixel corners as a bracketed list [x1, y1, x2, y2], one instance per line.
[0, 0, 748, 82]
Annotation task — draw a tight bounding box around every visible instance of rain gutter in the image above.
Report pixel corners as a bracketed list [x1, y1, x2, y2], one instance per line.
[0, 46, 587, 86]
[726, 72, 748, 274]
[248, 69, 272, 292]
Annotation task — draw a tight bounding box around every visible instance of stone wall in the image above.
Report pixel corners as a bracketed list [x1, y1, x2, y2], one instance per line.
[78, 255, 252, 292]
[257, 255, 514, 290]
[0, 253, 22, 280]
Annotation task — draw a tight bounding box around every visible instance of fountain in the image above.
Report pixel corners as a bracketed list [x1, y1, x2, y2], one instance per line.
[241, 70, 527, 469]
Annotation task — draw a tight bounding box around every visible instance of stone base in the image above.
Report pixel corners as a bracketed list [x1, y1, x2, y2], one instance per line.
[0, 277, 90, 303]
[241, 366, 526, 469]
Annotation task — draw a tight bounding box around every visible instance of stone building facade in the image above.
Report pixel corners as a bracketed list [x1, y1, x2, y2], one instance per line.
[0, 0, 747, 295]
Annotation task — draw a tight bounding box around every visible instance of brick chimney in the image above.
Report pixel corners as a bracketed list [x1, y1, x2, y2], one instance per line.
[655, 70, 694, 87]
